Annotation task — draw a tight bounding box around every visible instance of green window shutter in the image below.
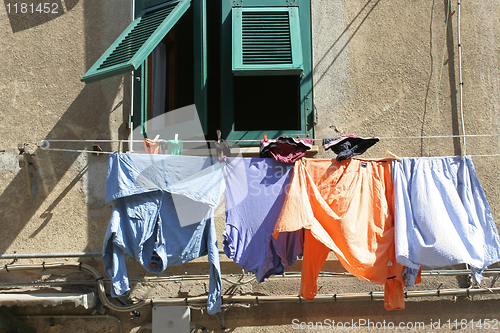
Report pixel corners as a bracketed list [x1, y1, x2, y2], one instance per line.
[232, 7, 303, 75]
[81, 0, 191, 83]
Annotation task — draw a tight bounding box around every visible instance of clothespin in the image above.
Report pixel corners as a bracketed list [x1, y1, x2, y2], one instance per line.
[174, 134, 178, 141]
[144, 135, 158, 153]
[264, 134, 268, 142]
[216, 130, 221, 143]
[386, 150, 401, 161]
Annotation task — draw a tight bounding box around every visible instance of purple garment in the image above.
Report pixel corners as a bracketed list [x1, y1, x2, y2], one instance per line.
[224, 157, 304, 282]
[259, 137, 314, 163]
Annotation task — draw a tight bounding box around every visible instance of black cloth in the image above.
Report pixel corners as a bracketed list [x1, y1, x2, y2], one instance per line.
[323, 136, 379, 161]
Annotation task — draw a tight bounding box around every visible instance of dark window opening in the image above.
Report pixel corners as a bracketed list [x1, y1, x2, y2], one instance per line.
[206, 0, 221, 139]
[233, 75, 300, 131]
[148, 6, 194, 124]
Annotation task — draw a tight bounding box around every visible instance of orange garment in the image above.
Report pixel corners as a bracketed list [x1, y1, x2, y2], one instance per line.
[273, 158, 407, 310]
[144, 138, 159, 154]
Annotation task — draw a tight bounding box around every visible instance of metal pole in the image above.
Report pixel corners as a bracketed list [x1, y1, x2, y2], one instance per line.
[152, 287, 500, 306]
[2, 263, 500, 311]
[0, 250, 231, 260]
[0, 252, 102, 260]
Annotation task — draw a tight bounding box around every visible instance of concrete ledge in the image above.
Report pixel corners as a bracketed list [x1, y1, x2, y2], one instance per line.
[0, 292, 96, 309]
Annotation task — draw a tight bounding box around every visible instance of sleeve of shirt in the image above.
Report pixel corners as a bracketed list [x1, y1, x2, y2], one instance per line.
[102, 202, 131, 298]
[206, 218, 222, 314]
[102, 233, 131, 297]
[392, 159, 419, 271]
[110, 244, 130, 297]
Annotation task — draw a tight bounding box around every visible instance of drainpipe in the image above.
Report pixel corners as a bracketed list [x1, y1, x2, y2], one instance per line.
[0, 262, 146, 312]
[137, 322, 152, 332]
[0, 253, 102, 260]
[0, 250, 228, 260]
[2, 263, 500, 312]
[152, 287, 500, 306]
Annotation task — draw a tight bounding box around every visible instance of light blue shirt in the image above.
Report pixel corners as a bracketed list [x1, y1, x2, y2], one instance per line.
[103, 153, 224, 314]
[393, 156, 500, 286]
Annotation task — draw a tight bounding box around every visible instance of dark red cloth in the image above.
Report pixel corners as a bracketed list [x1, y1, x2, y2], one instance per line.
[260, 137, 314, 163]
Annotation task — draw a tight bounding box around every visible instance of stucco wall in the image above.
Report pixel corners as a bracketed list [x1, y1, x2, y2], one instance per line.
[1, 0, 500, 332]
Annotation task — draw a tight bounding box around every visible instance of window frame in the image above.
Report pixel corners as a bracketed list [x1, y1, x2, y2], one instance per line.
[82, 0, 313, 145]
[220, 0, 314, 144]
[133, 0, 208, 139]
[81, 0, 192, 83]
[81, 0, 207, 143]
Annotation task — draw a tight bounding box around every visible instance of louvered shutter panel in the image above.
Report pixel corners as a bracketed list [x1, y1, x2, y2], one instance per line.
[81, 0, 191, 83]
[232, 7, 303, 75]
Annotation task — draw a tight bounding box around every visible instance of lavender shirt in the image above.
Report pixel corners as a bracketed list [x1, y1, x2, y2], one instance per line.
[224, 157, 303, 281]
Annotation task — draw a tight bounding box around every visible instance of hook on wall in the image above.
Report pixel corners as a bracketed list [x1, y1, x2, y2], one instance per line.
[18, 143, 37, 198]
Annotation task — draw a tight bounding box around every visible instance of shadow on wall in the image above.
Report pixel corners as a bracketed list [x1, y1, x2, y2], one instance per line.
[309, 0, 382, 96]
[420, 0, 461, 156]
[4, 0, 80, 33]
[0, 84, 121, 254]
[0, 0, 130, 254]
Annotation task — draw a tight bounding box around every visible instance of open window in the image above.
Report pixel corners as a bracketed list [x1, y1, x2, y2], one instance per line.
[81, 0, 207, 150]
[81, 0, 313, 146]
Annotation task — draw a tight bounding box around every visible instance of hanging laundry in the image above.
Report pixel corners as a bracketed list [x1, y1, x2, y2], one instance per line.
[157, 139, 169, 154]
[144, 138, 160, 154]
[224, 158, 303, 282]
[260, 137, 314, 163]
[103, 153, 225, 314]
[167, 139, 183, 155]
[144, 138, 170, 154]
[393, 156, 500, 286]
[273, 158, 407, 310]
[323, 135, 379, 161]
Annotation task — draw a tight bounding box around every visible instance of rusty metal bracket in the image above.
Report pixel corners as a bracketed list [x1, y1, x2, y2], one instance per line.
[18, 143, 37, 198]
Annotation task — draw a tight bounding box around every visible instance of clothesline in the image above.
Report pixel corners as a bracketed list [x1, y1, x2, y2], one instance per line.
[21, 133, 500, 157]
[32, 133, 500, 144]
[27, 148, 500, 158]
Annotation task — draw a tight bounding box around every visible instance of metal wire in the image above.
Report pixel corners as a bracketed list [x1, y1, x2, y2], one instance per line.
[457, 0, 466, 156]
[22, 133, 500, 156]
[31, 133, 500, 144]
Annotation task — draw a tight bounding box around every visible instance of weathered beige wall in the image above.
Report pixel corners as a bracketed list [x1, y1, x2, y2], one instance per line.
[1, 0, 500, 332]
[0, 0, 130, 256]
